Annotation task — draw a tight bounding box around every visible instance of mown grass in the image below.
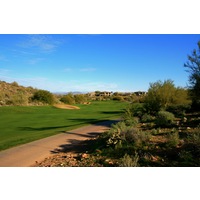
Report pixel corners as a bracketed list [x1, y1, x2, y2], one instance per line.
[0, 101, 128, 151]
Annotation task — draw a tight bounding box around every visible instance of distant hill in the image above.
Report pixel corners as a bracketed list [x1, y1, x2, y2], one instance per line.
[0, 80, 147, 106]
[0, 80, 38, 106]
[0, 80, 87, 106]
[53, 91, 84, 95]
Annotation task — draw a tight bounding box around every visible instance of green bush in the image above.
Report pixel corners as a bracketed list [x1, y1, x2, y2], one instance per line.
[120, 127, 140, 143]
[102, 121, 151, 149]
[150, 128, 159, 135]
[155, 111, 175, 127]
[166, 104, 191, 117]
[124, 117, 139, 127]
[74, 94, 86, 104]
[31, 90, 55, 105]
[112, 96, 124, 101]
[130, 103, 146, 118]
[122, 103, 144, 125]
[166, 131, 180, 148]
[144, 80, 191, 114]
[60, 94, 75, 105]
[104, 122, 128, 147]
[186, 129, 200, 156]
[124, 128, 151, 148]
[119, 153, 139, 167]
[111, 121, 127, 130]
[11, 81, 19, 87]
[141, 113, 155, 123]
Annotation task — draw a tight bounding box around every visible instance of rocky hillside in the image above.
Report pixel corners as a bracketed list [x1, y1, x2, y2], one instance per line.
[0, 80, 38, 106]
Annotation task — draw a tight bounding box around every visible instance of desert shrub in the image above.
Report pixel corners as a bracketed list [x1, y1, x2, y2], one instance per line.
[11, 81, 19, 87]
[122, 107, 132, 120]
[11, 93, 28, 106]
[60, 94, 75, 105]
[155, 111, 175, 127]
[111, 121, 127, 130]
[31, 90, 55, 105]
[166, 131, 180, 148]
[166, 104, 191, 117]
[185, 129, 200, 157]
[144, 80, 191, 114]
[124, 128, 151, 148]
[178, 150, 194, 166]
[187, 130, 200, 145]
[141, 113, 155, 123]
[177, 129, 200, 166]
[99, 121, 151, 150]
[122, 103, 145, 125]
[104, 122, 128, 147]
[105, 128, 122, 147]
[122, 106, 139, 126]
[124, 117, 139, 127]
[130, 103, 146, 119]
[112, 96, 124, 101]
[74, 94, 86, 104]
[150, 128, 159, 135]
[120, 127, 140, 143]
[119, 153, 139, 167]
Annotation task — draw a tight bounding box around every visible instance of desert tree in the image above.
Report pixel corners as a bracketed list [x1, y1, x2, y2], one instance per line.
[184, 41, 200, 109]
[144, 80, 190, 114]
[144, 80, 176, 113]
[31, 90, 55, 105]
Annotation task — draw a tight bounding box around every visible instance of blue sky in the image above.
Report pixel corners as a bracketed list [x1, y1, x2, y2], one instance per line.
[0, 34, 200, 93]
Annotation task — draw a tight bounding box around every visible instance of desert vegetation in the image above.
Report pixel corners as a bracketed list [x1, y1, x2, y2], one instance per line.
[36, 80, 199, 167]
[1, 40, 200, 167]
[0, 81, 37, 106]
[35, 41, 200, 167]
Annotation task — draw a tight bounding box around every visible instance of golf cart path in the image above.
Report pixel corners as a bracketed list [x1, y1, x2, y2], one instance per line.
[0, 120, 118, 167]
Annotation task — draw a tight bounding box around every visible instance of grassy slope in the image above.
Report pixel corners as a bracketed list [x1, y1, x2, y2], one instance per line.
[0, 101, 128, 151]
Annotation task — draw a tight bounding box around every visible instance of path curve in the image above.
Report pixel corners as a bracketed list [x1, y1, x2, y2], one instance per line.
[0, 120, 118, 167]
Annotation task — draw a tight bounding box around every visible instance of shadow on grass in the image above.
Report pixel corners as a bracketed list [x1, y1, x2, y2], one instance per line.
[67, 119, 120, 127]
[18, 125, 70, 131]
[18, 119, 120, 132]
[100, 111, 124, 115]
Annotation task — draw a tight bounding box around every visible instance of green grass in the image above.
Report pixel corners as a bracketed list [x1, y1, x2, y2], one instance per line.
[0, 101, 128, 151]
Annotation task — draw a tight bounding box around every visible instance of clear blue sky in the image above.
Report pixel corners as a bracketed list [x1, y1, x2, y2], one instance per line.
[0, 34, 200, 93]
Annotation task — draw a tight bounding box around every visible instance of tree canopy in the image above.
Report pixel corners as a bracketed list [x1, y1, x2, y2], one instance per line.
[144, 80, 190, 113]
[32, 90, 55, 105]
[184, 41, 200, 109]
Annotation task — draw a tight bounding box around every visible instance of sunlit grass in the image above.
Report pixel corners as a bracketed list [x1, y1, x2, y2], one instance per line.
[0, 101, 128, 151]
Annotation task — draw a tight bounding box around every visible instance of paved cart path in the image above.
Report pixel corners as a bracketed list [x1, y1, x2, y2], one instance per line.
[0, 120, 118, 167]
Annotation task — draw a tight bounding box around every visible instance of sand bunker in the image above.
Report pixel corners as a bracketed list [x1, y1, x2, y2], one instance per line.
[53, 104, 80, 110]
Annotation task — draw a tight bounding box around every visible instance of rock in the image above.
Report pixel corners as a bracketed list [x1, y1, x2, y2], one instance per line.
[108, 161, 114, 165]
[151, 156, 158, 162]
[182, 117, 187, 123]
[82, 153, 89, 159]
